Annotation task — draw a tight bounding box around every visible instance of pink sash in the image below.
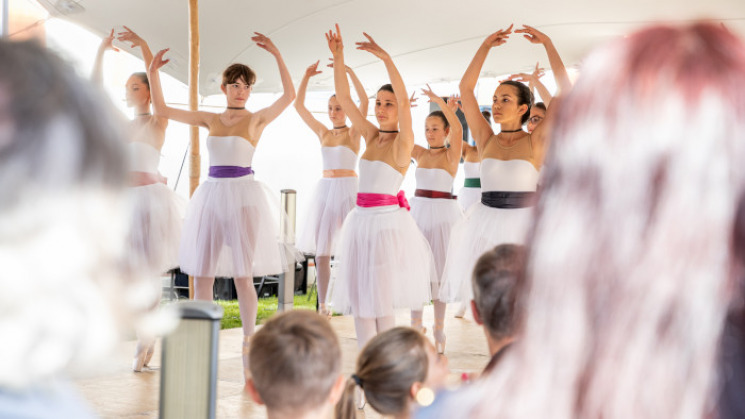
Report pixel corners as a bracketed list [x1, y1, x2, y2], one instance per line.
[356, 190, 410, 211]
[129, 171, 167, 187]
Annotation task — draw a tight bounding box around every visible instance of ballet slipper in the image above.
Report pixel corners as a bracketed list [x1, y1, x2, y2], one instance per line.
[411, 317, 427, 335]
[143, 341, 156, 367]
[454, 303, 467, 319]
[132, 341, 148, 372]
[319, 303, 332, 319]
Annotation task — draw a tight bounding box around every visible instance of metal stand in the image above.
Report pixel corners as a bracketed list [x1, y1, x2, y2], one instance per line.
[278, 189, 296, 312]
[159, 301, 223, 419]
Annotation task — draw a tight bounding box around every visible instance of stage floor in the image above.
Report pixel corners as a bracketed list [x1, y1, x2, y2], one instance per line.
[75, 305, 489, 418]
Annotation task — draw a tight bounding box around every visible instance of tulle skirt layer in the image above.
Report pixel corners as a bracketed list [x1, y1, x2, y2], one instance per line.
[179, 175, 298, 278]
[439, 202, 535, 303]
[327, 205, 436, 318]
[457, 186, 481, 213]
[127, 183, 184, 274]
[410, 196, 464, 295]
[297, 177, 358, 256]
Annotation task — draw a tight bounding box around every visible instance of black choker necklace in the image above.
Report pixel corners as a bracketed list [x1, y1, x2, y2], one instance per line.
[136, 112, 151, 116]
[379, 129, 399, 134]
[429, 145, 447, 149]
[227, 107, 244, 110]
[333, 125, 348, 129]
[500, 128, 523, 133]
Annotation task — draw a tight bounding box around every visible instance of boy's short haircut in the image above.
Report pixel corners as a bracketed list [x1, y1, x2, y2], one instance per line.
[249, 310, 341, 411]
[471, 244, 526, 341]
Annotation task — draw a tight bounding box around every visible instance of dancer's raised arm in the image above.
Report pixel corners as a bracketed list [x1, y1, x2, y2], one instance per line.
[327, 24, 378, 140]
[116, 26, 154, 71]
[516, 25, 571, 95]
[92, 29, 117, 86]
[147, 49, 213, 128]
[514, 25, 570, 150]
[508, 62, 553, 106]
[327, 60, 369, 118]
[356, 32, 414, 152]
[459, 25, 513, 150]
[417, 86, 463, 163]
[294, 61, 328, 139]
[251, 32, 296, 128]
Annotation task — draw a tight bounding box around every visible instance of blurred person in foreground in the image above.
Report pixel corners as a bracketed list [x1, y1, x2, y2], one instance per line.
[0, 40, 153, 417]
[470, 244, 525, 375]
[431, 22, 745, 418]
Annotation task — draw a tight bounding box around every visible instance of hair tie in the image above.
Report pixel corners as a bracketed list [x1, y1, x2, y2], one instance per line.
[351, 374, 363, 388]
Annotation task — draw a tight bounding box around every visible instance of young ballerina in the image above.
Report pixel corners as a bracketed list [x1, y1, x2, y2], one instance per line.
[246, 311, 346, 419]
[439, 24, 571, 305]
[409, 87, 464, 353]
[294, 60, 368, 316]
[92, 27, 182, 372]
[507, 62, 556, 133]
[324, 24, 435, 347]
[147, 32, 296, 385]
[336, 327, 450, 419]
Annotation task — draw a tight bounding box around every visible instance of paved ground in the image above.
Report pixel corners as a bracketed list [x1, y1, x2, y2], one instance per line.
[75, 305, 489, 418]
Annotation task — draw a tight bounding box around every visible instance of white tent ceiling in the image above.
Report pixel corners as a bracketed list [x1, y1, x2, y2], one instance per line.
[37, 0, 745, 97]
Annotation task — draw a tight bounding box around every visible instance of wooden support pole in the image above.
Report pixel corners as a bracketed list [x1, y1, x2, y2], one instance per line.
[188, 0, 200, 300]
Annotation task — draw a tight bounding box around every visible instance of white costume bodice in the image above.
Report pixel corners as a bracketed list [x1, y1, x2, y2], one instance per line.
[358, 160, 403, 195]
[207, 136, 255, 167]
[415, 168, 453, 193]
[463, 161, 481, 178]
[321, 146, 357, 171]
[128, 142, 161, 173]
[480, 158, 539, 192]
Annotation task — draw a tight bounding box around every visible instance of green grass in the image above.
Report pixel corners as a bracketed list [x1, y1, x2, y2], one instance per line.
[216, 291, 319, 330]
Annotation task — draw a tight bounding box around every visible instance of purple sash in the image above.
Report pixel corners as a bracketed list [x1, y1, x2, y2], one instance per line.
[209, 165, 254, 178]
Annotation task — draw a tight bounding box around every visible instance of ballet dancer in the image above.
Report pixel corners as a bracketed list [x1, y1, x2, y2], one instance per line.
[324, 24, 435, 347]
[147, 32, 296, 385]
[294, 59, 368, 316]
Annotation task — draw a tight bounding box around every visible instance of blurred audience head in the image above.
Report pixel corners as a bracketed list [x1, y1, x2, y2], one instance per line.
[458, 22, 745, 418]
[247, 310, 344, 417]
[336, 327, 449, 419]
[0, 39, 137, 389]
[471, 244, 525, 360]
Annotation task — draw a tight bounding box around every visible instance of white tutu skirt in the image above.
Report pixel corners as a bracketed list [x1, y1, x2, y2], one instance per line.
[410, 197, 464, 296]
[327, 205, 436, 318]
[297, 177, 358, 256]
[439, 202, 535, 303]
[179, 175, 297, 278]
[127, 183, 184, 274]
[457, 186, 481, 213]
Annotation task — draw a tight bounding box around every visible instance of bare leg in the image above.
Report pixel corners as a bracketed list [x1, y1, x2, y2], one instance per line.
[316, 255, 331, 312]
[133, 277, 164, 371]
[234, 276, 258, 336]
[375, 316, 396, 334]
[433, 299, 447, 353]
[410, 308, 426, 334]
[194, 276, 215, 301]
[234, 276, 258, 384]
[354, 317, 378, 349]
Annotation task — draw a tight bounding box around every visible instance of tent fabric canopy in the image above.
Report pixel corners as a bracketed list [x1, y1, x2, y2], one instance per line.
[37, 0, 745, 96]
